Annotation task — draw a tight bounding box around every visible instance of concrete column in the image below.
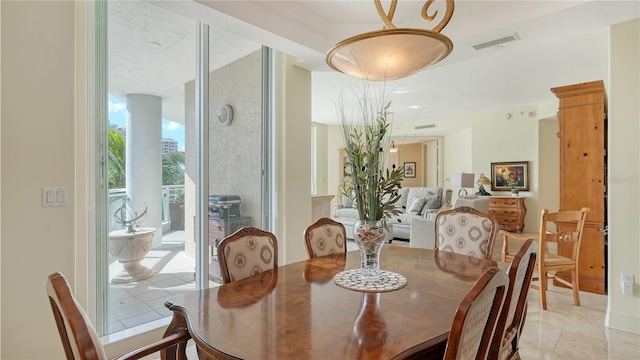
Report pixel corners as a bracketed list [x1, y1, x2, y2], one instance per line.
[126, 94, 163, 247]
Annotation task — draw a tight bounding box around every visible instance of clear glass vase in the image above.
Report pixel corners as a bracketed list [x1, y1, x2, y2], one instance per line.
[353, 219, 387, 281]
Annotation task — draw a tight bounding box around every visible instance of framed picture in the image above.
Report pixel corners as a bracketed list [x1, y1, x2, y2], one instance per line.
[404, 162, 416, 178]
[491, 161, 529, 191]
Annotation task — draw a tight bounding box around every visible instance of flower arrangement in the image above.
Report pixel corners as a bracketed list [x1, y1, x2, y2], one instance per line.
[336, 84, 404, 229]
[171, 192, 185, 205]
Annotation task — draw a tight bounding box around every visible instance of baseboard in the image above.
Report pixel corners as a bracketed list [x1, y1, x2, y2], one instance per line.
[605, 310, 640, 335]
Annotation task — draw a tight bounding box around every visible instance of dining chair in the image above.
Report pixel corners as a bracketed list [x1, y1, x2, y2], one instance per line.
[434, 249, 497, 280]
[435, 206, 500, 260]
[303, 217, 347, 259]
[217, 226, 278, 284]
[46, 272, 190, 360]
[501, 207, 588, 310]
[489, 239, 537, 360]
[443, 266, 509, 360]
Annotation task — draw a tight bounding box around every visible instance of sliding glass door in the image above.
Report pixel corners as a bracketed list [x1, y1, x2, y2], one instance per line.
[98, 0, 270, 335]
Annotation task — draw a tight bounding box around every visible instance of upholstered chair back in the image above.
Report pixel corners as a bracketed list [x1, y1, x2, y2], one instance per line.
[444, 267, 509, 360]
[435, 206, 499, 260]
[490, 238, 537, 360]
[217, 226, 278, 284]
[304, 217, 347, 258]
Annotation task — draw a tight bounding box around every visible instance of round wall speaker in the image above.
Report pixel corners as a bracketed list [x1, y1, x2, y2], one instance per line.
[218, 105, 233, 126]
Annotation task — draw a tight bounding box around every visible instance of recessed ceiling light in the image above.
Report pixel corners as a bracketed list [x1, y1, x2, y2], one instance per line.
[392, 89, 410, 94]
[409, 105, 422, 109]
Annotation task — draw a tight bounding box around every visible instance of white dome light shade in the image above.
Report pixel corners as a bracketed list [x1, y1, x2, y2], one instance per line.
[327, 28, 452, 81]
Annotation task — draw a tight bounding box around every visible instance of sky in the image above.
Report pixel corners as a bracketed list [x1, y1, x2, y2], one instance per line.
[108, 94, 185, 151]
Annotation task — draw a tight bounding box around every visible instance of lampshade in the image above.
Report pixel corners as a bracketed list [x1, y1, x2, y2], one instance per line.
[389, 141, 399, 153]
[475, 173, 492, 196]
[477, 173, 491, 186]
[452, 173, 475, 189]
[326, 0, 455, 81]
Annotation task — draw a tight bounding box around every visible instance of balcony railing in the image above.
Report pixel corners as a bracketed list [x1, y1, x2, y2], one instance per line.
[108, 185, 185, 232]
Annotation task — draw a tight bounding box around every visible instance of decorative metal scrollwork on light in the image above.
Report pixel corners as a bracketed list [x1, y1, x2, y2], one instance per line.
[326, 0, 455, 81]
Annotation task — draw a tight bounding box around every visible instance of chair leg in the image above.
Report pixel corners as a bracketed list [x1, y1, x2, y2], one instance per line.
[539, 270, 548, 310]
[571, 269, 581, 306]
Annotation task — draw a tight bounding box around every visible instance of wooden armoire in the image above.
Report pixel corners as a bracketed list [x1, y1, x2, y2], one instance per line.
[551, 80, 607, 294]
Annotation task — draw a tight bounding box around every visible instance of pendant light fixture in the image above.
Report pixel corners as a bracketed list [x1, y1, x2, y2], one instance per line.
[389, 141, 399, 153]
[326, 0, 455, 81]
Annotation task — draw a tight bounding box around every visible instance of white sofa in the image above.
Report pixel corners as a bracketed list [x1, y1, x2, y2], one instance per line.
[332, 187, 453, 241]
[409, 196, 491, 249]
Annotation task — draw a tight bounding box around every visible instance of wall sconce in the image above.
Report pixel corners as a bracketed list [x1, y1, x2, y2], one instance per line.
[389, 141, 399, 153]
[452, 173, 475, 197]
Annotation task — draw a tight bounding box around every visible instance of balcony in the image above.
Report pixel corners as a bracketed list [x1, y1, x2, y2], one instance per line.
[107, 186, 220, 332]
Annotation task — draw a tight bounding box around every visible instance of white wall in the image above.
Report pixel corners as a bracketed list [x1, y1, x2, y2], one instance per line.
[442, 127, 472, 203]
[313, 123, 329, 196]
[1, 1, 87, 358]
[538, 119, 560, 217]
[326, 124, 343, 208]
[471, 105, 541, 231]
[606, 18, 640, 334]
[276, 52, 312, 265]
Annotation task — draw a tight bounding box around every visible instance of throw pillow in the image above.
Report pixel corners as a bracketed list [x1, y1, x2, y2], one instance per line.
[427, 201, 453, 220]
[438, 201, 453, 212]
[420, 194, 441, 216]
[407, 197, 427, 215]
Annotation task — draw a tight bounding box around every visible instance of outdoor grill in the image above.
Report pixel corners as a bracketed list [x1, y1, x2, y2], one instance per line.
[207, 195, 251, 282]
[208, 195, 242, 220]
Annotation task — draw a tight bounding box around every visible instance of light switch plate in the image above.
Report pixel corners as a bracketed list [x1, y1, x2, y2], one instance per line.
[43, 187, 68, 207]
[622, 273, 634, 296]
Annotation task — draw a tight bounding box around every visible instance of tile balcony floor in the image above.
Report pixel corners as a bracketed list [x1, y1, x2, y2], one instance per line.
[108, 230, 219, 332]
[113, 235, 640, 359]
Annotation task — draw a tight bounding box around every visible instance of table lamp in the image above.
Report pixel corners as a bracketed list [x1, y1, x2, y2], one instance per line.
[476, 173, 492, 196]
[452, 173, 475, 198]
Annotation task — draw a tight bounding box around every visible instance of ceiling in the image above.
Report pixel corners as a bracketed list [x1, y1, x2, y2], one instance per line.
[109, 1, 639, 136]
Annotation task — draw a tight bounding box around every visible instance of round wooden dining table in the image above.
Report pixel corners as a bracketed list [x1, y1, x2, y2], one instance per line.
[162, 245, 506, 360]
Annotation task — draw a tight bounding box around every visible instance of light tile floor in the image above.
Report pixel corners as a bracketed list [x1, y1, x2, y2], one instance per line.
[108, 231, 219, 332]
[115, 236, 640, 359]
[519, 286, 640, 359]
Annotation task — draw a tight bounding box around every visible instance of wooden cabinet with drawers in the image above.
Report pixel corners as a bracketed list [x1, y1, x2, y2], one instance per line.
[488, 197, 526, 233]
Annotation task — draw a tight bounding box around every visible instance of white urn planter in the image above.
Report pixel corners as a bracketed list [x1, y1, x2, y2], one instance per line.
[109, 227, 155, 284]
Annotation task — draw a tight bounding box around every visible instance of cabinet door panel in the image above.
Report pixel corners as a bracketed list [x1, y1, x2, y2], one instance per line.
[552, 80, 607, 295]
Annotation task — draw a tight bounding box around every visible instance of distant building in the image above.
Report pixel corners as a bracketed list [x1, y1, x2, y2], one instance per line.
[162, 138, 178, 155]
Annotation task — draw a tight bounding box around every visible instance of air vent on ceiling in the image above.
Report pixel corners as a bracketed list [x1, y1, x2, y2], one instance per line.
[415, 124, 436, 130]
[472, 34, 519, 50]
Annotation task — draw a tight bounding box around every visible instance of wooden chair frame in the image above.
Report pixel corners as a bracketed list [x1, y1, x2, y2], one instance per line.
[501, 207, 588, 310]
[217, 226, 278, 284]
[444, 267, 509, 360]
[303, 217, 347, 259]
[490, 239, 537, 360]
[435, 206, 500, 260]
[47, 272, 189, 360]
